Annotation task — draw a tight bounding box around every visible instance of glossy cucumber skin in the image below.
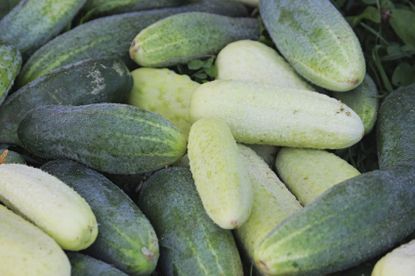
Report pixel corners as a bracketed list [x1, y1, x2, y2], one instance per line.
[0, 59, 132, 145]
[0, 44, 21, 105]
[130, 12, 260, 67]
[0, 0, 86, 54]
[42, 160, 159, 275]
[68, 253, 128, 276]
[260, 0, 365, 91]
[139, 167, 244, 276]
[18, 104, 187, 174]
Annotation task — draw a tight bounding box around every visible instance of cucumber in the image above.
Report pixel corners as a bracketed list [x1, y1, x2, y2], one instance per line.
[0, 59, 132, 145]
[190, 80, 364, 149]
[139, 167, 244, 275]
[0, 205, 70, 276]
[68, 253, 128, 276]
[216, 40, 312, 90]
[42, 160, 159, 275]
[378, 84, 415, 170]
[130, 12, 259, 67]
[18, 104, 187, 174]
[0, 148, 25, 164]
[275, 148, 360, 205]
[188, 118, 252, 229]
[247, 144, 278, 168]
[0, 0, 20, 19]
[372, 240, 415, 276]
[0, 164, 98, 250]
[254, 166, 415, 275]
[0, 0, 86, 54]
[333, 75, 379, 134]
[129, 68, 200, 136]
[0, 44, 21, 105]
[260, 0, 365, 91]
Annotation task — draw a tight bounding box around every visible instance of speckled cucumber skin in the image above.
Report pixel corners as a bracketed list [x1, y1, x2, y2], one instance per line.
[260, 0, 365, 91]
[0, 0, 86, 54]
[18, 104, 187, 174]
[139, 167, 244, 276]
[42, 160, 159, 275]
[0, 59, 132, 145]
[0, 44, 21, 105]
[68, 253, 128, 276]
[130, 12, 259, 67]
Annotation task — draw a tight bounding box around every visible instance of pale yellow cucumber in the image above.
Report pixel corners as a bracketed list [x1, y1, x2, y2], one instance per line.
[372, 240, 415, 276]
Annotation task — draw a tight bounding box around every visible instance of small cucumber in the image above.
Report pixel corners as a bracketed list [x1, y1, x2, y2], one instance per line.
[188, 118, 252, 229]
[68, 253, 128, 276]
[130, 12, 260, 67]
[372, 240, 415, 276]
[0, 44, 21, 105]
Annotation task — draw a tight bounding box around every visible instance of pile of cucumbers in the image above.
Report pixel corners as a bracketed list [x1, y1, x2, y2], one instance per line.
[0, 0, 414, 275]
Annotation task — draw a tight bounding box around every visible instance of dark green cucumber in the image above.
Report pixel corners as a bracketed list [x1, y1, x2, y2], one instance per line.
[67, 253, 128, 276]
[0, 59, 132, 145]
[0, 44, 21, 105]
[0, 0, 86, 54]
[139, 167, 243, 275]
[42, 160, 159, 275]
[377, 84, 415, 170]
[0, 0, 20, 19]
[19, 104, 187, 174]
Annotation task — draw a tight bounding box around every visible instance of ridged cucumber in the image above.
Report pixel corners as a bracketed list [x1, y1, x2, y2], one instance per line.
[139, 167, 244, 275]
[260, 0, 365, 91]
[0, 147, 25, 164]
[68, 253, 128, 276]
[0, 0, 86, 53]
[130, 12, 259, 67]
[0, 44, 21, 105]
[0, 59, 132, 145]
[18, 104, 187, 174]
[188, 118, 252, 229]
[275, 148, 360, 205]
[0, 205, 70, 276]
[216, 40, 312, 90]
[42, 160, 159, 275]
[0, 164, 98, 250]
[0, 0, 20, 18]
[372, 240, 415, 276]
[129, 68, 200, 136]
[190, 80, 364, 149]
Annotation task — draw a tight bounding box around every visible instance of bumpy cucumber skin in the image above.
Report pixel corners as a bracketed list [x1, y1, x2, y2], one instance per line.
[334, 75, 379, 134]
[42, 160, 159, 275]
[68, 253, 128, 276]
[0, 205, 70, 276]
[139, 167, 244, 276]
[18, 104, 187, 174]
[378, 84, 415, 170]
[0, 44, 21, 105]
[254, 167, 415, 275]
[191, 80, 364, 149]
[260, 0, 365, 92]
[130, 12, 259, 67]
[0, 59, 132, 145]
[0, 0, 86, 54]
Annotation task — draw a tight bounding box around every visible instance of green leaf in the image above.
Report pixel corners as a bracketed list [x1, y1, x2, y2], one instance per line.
[392, 63, 415, 86]
[348, 6, 381, 26]
[389, 9, 415, 49]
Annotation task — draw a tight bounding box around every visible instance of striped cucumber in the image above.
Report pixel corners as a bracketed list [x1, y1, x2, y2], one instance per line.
[0, 44, 21, 105]
[42, 160, 159, 275]
[190, 80, 364, 149]
[130, 12, 260, 67]
[0, 147, 25, 164]
[18, 104, 187, 174]
[139, 167, 244, 275]
[0, 0, 86, 54]
[0, 164, 98, 250]
[0, 59, 132, 145]
[372, 240, 415, 276]
[260, 0, 365, 91]
[275, 148, 360, 205]
[68, 253, 128, 276]
[188, 118, 252, 229]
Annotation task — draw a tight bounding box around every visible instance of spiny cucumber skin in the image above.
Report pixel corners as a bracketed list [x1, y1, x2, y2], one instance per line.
[0, 59, 132, 145]
[130, 12, 260, 67]
[18, 104, 187, 175]
[0, 0, 86, 54]
[68, 253, 128, 276]
[260, 0, 365, 92]
[139, 167, 244, 276]
[0, 44, 21, 105]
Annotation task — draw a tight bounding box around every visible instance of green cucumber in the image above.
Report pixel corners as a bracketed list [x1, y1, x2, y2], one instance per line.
[130, 12, 259, 67]
[0, 0, 86, 54]
[0, 44, 21, 105]
[0, 0, 20, 19]
[18, 104, 187, 174]
[333, 75, 379, 134]
[68, 253, 128, 276]
[378, 84, 415, 170]
[0, 59, 132, 145]
[42, 160, 159, 275]
[190, 80, 364, 149]
[254, 166, 415, 275]
[139, 167, 244, 275]
[0, 147, 25, 164]
[260, 0, 365, 91]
